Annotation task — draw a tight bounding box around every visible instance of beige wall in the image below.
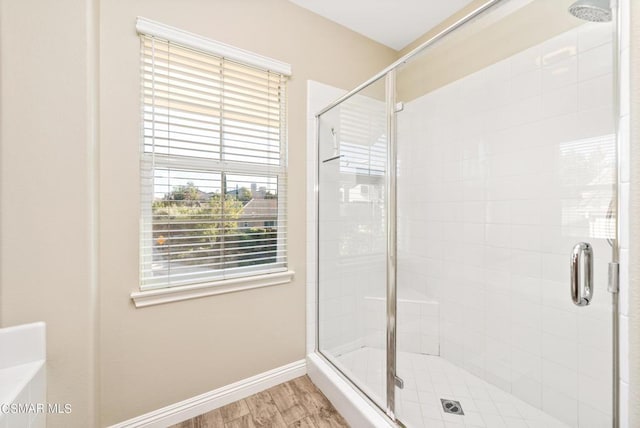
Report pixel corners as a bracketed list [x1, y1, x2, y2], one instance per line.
[0, 0, 99, 426]
[0, 0, 393, 426]
[397, 0, 581, 102]
[98, 0, 395, 425]
[399, 0, 489, 56]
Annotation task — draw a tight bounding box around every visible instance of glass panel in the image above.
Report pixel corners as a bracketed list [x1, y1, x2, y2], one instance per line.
[317, 76, 388, 409]
[394, 1, 616, 427]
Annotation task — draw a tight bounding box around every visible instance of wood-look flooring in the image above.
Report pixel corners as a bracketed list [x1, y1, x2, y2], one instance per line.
[171, 375, 349, 428]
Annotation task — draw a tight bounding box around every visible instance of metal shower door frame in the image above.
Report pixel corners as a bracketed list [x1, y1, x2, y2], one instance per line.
[385, 69, 398, 419]
[315, 0, 622, 426]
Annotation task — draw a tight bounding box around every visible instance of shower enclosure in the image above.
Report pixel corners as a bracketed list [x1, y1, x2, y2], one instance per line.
[315, 0, 620, 427]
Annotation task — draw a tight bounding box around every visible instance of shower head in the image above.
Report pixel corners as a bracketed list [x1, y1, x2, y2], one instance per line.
[568, 0, 612, 22]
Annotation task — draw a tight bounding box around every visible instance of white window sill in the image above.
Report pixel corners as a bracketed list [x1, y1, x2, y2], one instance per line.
[131, 270, 295, 308]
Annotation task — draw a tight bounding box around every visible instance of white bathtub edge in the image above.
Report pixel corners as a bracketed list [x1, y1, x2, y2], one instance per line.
[306, 353, 395, 428]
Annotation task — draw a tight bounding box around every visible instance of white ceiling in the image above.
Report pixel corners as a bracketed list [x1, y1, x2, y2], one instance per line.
[289, 0, 476, 50]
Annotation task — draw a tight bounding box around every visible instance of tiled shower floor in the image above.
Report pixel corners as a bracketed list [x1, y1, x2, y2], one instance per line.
[336, 347, 569, 428]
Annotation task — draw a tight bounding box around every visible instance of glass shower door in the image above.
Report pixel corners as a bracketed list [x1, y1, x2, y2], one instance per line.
[317, 76, 389, 410]
[393, 1, 617, 427]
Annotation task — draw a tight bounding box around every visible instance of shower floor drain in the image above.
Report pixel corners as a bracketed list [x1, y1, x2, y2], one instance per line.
[440, 399, 464, 415]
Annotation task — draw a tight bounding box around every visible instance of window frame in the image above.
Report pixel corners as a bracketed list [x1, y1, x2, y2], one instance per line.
[133, 18, 294, 307]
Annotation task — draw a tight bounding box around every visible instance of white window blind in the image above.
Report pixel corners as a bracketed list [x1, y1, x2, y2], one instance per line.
[140, 31, 288, 290]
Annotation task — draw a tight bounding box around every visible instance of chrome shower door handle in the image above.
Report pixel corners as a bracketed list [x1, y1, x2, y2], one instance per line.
[570, 242, 593, 306]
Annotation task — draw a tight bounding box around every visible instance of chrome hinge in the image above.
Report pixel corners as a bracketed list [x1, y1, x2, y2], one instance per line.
[395, 102, 404, 113]
[394, 375, 405, 389]
[608, 262, 619, 293]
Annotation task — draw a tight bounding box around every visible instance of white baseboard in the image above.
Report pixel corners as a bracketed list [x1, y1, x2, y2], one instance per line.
[109, 359, 307, 428]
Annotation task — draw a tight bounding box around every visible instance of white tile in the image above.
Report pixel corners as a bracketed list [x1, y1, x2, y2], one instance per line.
[537, 415, 570, 428]
[462, 411, 486, 427]
[619, 183, 629, 249]
[512, 324, 541, 358]
[481, 413, 507, 428]
[488, 153, 516, 178]
[619, 0, 630, 50]
[460, 201, 485, 224]
[542, 333, 577, 368]
[463, 223, 485, 244]
[577, 108, 615, 142]
[577, 342, 610, 384]
[506, 95, 544, 127]
[620, 381, 629, 428]
[577, 310, 611, 348]
[620, 315, 629, 383]
[578, 73, 613, 111]
[619, 49, 629, 116]
[542, 30, 578, 66]
[502, 417, 528, 428]
[475, 399, 499, 415]
[400, 387, 421, 404]
[541, 307, 577, 339]
[422, 402, 444, 419]
[511, 45, 542, 77]
[486, 58, 512, 84]
[578, 374, 612, 416]
[542, 359, 578, 399]
[510, 250, 541, 278]
[486, 224, 511, 248]
[578, 22, 614, 53]
[484, 247, 511, 272]
[578, 402, 611, 428]
[511, 299, 541, 329]
[542, 387, 577, 427]
[487, 386, 515, 404]
[495, 401, 521, 418]
[542, 56, 577, 91]
[423, 417, 445, 428]
[619, 249, 629, 317]
[542, 84, 578, 118]
[619, 114, 630, 183]
[512, 349, 542, 381]
[400, 399, 424, 427]
[484, 360, 511, 392]
[578, 43, 613, 82]
[542, 254, 566, 283]
[510, 225, 542, 251]
[510, 69, 542, 101]
[512, 275, 541, 305]
[510, 200, 541, 225]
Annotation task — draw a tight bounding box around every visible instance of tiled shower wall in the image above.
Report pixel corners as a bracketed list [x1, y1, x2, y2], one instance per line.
[315, 89, 389, 357]
[308, 82, 390, 361]
[311, 81, 441, 358]
[397, 22, 617, 427]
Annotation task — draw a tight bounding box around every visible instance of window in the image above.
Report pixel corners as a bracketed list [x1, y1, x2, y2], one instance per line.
[138, 19, 290, 291]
